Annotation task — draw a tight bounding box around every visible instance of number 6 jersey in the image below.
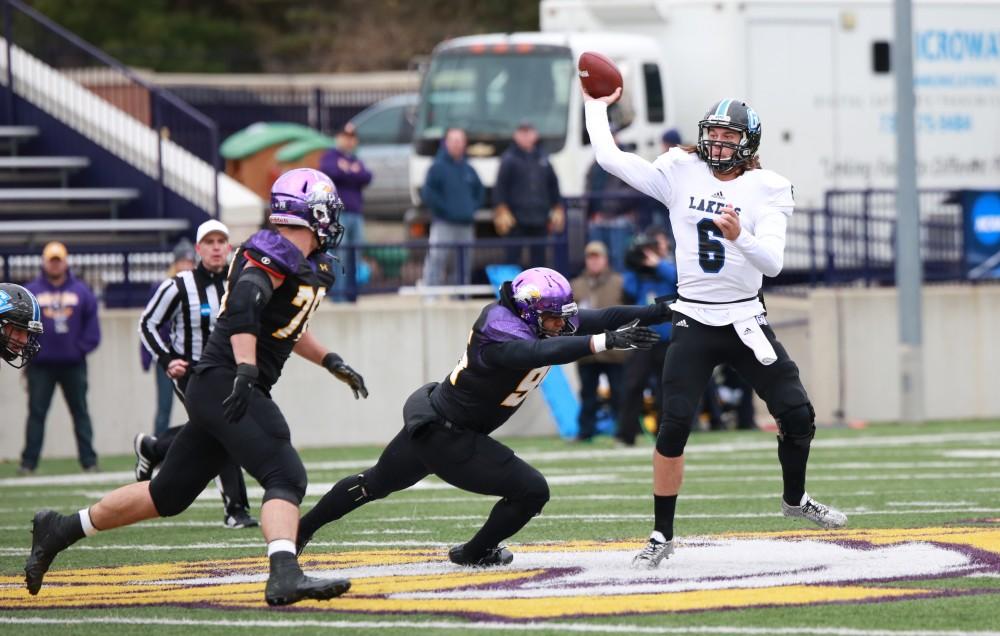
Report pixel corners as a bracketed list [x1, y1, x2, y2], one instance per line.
[198, 229, 335, 391]
[584, 101, 794, 323]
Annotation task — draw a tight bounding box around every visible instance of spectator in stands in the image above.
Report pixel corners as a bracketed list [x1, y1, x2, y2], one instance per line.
[493, 121, 564, 268]
[661, 128, 682, 153]
[618, 227, 677, 446]
[570, 241, 626, 441]
[19, 242, 101, 475]
[140, 239, 195, 436]
[421, 127, 483, 287]
[320, 122, 372, 302]
[584, 133, 643, 273]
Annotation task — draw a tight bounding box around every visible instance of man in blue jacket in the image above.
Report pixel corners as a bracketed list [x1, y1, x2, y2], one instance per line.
[20, 242, 101, 475]
[421, 128, 484, 287]
[493, 122, 564, 268]
[619, 227, 677, 446]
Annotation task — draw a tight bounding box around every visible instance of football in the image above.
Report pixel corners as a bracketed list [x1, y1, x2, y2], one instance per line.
[578, 51, 623, 98]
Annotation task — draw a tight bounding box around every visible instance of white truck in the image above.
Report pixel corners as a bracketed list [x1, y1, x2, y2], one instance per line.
[411, 0, 1000, 211]
[540, 0, 1000, 209]
[408, 31, 672, 209]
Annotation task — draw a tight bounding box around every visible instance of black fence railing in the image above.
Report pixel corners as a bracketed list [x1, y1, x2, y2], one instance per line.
[1, 0, 220, 217]
[0, 189, 971, 306]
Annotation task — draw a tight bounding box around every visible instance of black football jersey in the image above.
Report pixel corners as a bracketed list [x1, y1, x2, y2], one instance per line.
[430, 302, 555, 434]
[198, 230, 335, 390]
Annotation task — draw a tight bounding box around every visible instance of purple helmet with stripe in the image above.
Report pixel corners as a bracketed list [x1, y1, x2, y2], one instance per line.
[269, 168, 345, 251]
[510, 267, 579, 337]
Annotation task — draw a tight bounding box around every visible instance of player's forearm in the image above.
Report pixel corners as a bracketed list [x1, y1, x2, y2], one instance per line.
[292, 330, 327, 365]
[576, 305, 665, 334]
[484, 337, 594, 370]
[230, 333, 258, 367]
[733, 231, 785, 277]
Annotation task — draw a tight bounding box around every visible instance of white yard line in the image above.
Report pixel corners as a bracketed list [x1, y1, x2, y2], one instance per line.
[1, 617, 998, 636]
[1, 506, 997, 536]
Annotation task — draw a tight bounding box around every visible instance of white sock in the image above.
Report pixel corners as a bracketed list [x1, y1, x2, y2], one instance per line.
[79, 508, 98, 537]
[650, 530, 667, 544]
[267, 539, 296, 557]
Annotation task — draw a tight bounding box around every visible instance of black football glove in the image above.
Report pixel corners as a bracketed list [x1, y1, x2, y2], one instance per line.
[652, 294, 674, 322]
[223, 363, 259, 423]
[322, 352, 369, 400]
[604, 319, 660, 351]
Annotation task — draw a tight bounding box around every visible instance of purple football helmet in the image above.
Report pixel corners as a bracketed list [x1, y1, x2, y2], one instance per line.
[510, 267, 579, 337]
[269, 168, 345, 251]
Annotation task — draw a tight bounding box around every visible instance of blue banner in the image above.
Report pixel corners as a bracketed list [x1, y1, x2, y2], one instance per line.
[962, 190, 1000, 279]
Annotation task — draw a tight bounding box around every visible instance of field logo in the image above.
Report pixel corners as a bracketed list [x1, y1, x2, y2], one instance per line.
[3, 526, 999, 618]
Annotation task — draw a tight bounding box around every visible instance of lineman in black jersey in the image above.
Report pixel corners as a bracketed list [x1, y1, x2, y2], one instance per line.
[298, 267, 667, 567]
[25, 169, 368, 607]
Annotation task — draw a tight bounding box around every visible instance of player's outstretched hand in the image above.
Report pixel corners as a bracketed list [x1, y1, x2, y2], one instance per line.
[581, 85, 622, 106]
[322, 353, 369, 399]
[604, 319, 660, 351]
[223, 363, 259, 423]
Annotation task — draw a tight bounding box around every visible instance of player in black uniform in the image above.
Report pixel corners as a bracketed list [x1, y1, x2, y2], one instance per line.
[297, 267, 667, 566]
[24, 168, 369, 607]
[0, 283, 44, 369]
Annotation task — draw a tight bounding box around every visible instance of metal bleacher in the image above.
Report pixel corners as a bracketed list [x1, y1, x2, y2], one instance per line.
[0, 126, 187, 249]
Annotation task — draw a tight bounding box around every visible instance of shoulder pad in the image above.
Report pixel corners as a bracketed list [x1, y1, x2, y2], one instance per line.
[653, 147, 698, 171]
[243, 230, 303, 277]
[480, 304, 536, 345]
[756, 169, 795, 212]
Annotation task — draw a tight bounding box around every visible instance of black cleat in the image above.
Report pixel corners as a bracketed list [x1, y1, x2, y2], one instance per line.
[25, 510, 76, 595]
[223, 509, 259, 529]
[448, 543, 514, 567]
[133, 433, 158, 482]
[264, 553, 350, 606]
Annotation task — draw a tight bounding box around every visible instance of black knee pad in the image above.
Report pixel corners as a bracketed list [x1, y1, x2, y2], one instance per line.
[516, 471, 550, 517]
[656, 395, 695, 457]
[150, 480, 197, 518]
[261, 464, 308, 506]
[776, 403, 816, 448]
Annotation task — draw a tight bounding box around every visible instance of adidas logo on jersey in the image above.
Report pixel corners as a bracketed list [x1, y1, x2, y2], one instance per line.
[676, 319, 689, 328]
[743, 327, 753, 335]
[711, 191, 725, 200]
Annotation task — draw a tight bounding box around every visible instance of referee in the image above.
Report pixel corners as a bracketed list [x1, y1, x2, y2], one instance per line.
[135, 220, 257, 529]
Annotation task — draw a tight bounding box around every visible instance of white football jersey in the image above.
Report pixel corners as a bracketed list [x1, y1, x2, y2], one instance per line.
[651, 148, 794, 302]
[584, 101, 793, 326]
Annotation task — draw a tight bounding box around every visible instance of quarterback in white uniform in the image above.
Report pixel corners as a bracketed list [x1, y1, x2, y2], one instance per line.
[584, 88, 847, 569]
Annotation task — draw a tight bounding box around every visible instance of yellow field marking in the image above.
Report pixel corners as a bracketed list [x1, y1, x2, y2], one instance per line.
[1, 526, 997, 618]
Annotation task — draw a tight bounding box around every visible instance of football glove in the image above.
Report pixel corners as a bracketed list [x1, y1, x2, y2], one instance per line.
[604, 319, 660, 351]
[322, 353, 369, 400]
[223, 363, 259, 423]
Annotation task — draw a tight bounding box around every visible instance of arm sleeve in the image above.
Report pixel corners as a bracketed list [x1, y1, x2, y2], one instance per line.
[355, 159, 373, 187]
[493, 159, 510, 206]
[731, 180, 793, 277]
[547, 162, 562, 207]
[575, 304, 665, 335]
[80, 289, 101, 355]
[421, 164, 444, 211]
[585, 100, 673, 203]
[480, 336, 594, 370]
[472, 166, 485, 207]
[225, 266, 274, 336]
[138, 277, 181, 366]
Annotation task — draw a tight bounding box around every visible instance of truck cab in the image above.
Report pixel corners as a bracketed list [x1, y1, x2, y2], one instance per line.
[409, 32, 672, 212]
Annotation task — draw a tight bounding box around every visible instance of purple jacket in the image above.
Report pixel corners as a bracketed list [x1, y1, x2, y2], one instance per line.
[319, 147, 372, 214]
[26, 271, 101, 365]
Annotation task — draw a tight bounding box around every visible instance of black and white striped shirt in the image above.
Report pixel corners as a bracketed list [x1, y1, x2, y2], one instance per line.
[139, 263, 226, 368]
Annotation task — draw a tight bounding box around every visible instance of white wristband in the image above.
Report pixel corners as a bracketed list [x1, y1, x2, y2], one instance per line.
[591, 333, 607, 353]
